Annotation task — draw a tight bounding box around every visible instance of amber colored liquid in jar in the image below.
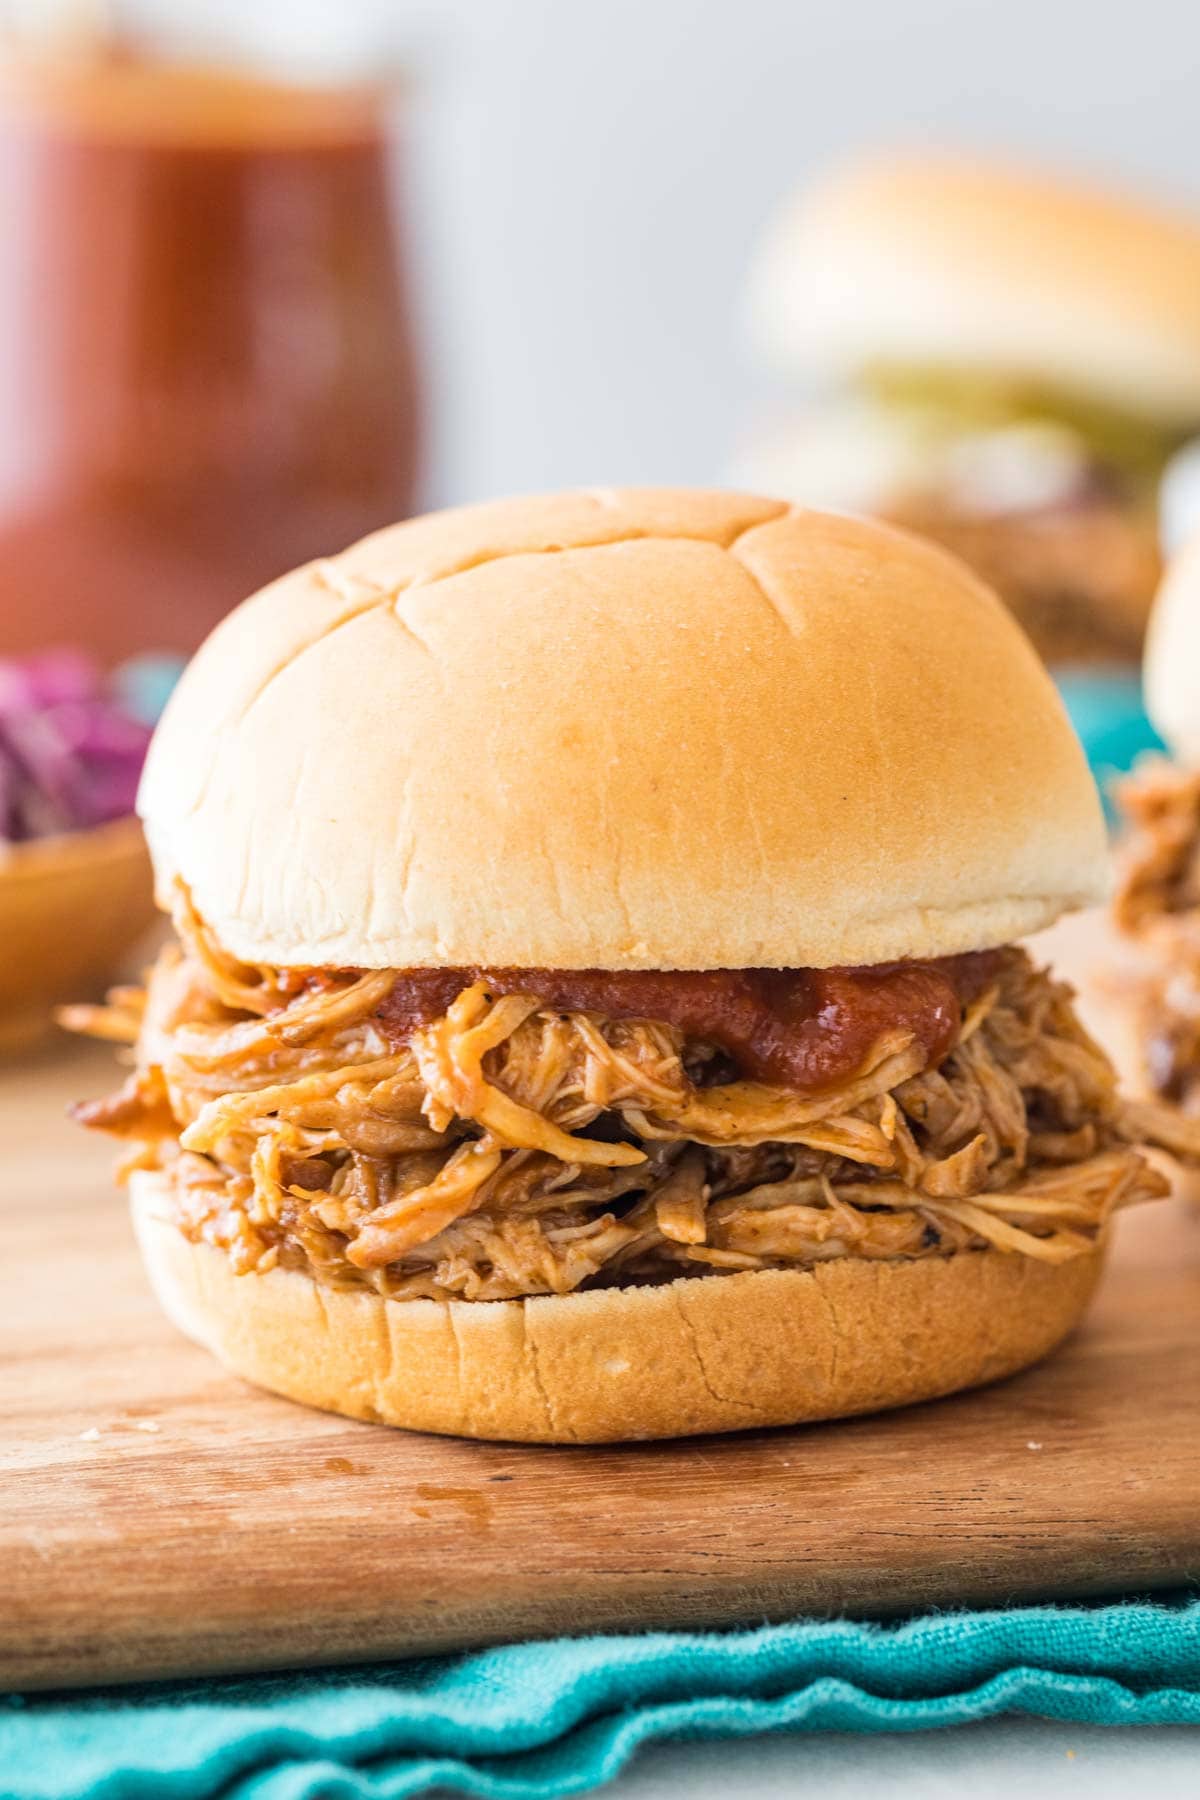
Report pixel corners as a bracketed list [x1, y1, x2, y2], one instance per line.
[0, 60, 421, 662]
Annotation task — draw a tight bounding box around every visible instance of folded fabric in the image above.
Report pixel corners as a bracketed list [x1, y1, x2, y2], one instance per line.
[4, 1597, 1199, 1800]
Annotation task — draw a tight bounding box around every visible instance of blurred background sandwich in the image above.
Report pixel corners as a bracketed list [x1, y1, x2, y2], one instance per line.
[1104, 537, 1200, 1137]
[739, 152, 1200, 671]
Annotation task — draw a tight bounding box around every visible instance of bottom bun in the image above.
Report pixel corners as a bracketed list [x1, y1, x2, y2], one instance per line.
[131, 1173, 1104, 1443]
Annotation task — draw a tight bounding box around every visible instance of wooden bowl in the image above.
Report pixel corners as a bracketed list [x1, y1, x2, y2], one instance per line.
[0, 815, 159, 1053]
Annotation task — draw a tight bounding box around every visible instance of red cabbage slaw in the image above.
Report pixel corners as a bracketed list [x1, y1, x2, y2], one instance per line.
[0, 651, 154, 845]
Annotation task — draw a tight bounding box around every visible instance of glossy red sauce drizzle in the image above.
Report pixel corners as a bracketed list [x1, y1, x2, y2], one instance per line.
[367, 953, 1003, 1093]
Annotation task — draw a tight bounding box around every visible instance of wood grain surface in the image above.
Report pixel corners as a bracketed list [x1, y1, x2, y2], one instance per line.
[4, 978, 1200, 1692]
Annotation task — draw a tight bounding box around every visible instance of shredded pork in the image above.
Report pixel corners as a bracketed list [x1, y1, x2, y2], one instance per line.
[887, 496, 1160, 665]
[1114, 758, 1200, 1108]
[68, 886, 1177, 1301]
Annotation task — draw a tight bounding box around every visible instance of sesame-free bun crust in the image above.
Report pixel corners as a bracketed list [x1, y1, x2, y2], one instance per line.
[139, 489, 1105, 970]
[1145, 532, 1200, 765]
[747, 154, 1200, 424]
[131, 1173, 1103, 1443]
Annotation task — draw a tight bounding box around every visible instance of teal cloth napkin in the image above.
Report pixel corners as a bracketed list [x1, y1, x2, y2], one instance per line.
[4, 1599, 1199, 1800]
[1054, 671, 1164, 805]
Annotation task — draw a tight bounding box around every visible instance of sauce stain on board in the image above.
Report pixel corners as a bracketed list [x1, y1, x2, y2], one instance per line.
[414, 1485, 494, 1531]
[324, 1456, 359, 1476]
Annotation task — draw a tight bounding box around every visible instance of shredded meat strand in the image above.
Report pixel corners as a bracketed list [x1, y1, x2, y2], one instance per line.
[1114, 759, 1200, 1110]
[887, 495, 1160, 665]
[65, 883, 1182, 1301]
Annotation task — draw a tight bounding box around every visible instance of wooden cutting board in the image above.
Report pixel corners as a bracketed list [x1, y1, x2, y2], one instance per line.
[5, 972, 1200, 1693]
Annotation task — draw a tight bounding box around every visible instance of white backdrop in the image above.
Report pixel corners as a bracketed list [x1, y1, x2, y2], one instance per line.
[117, 0, 1200, 505]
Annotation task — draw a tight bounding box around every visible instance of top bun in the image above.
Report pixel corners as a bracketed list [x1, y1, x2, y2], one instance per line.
[747, 152, 1200, 425]
[139, 489, 1106, 971]
[1145, 531, 1200, 764]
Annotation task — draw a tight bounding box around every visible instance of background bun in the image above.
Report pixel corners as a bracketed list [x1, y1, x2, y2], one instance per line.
[1145, 531, 1200, 765]
[139, 488, 1106, 970]
[746, 153, 1200, 424]
[132, 1173, 1104, 1444]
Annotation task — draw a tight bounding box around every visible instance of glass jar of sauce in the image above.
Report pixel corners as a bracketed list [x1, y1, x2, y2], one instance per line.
[0, 53, 421, 662]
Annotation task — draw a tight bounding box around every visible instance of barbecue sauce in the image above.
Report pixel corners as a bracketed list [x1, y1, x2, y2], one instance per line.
[0, 57, 419, 661]
[372, 954, 1003, 1093]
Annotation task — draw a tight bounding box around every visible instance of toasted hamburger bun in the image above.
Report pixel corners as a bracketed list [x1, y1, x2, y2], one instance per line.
[139, 488, 1106, 972]
[747, 153, 1200, 424]
[131, 1172, 1105, 1443]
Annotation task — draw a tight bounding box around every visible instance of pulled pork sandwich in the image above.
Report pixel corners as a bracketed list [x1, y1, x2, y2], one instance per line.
[68, 490, 1184, 1441]
[1110, 534, 1200, 1156]
[738, 153, 1200, 667]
